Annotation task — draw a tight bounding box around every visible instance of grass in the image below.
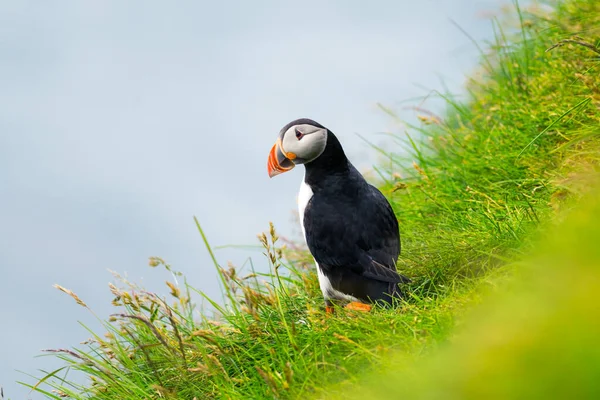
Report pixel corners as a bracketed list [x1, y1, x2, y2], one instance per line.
[338, 179, 600, 399]
[20, 0, 600, 398]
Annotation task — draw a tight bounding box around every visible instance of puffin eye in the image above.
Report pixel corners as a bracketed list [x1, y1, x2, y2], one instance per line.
[295, 128, 304, 140]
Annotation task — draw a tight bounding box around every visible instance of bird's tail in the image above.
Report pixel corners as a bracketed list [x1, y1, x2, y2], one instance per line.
[388, 282, 404, 299]
[387, 274, 411, 305]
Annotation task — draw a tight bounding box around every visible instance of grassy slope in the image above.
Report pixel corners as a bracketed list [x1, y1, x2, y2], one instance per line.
[339, 179, 600, 400]
[24, 1, 600, 399]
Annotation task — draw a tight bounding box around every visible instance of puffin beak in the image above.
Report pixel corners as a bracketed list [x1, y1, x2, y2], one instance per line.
[267, 140, 295, 178]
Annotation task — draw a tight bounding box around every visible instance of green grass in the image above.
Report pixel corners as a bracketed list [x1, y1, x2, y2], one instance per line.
[21, 0, 600, 398]
[337, 180, 600, 400]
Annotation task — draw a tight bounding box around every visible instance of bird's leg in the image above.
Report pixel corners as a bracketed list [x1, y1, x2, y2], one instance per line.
[325, 299, 335, 315]
[345, 301, 372, 312]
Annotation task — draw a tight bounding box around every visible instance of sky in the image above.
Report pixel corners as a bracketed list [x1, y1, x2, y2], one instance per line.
[0, 1, 501, 398]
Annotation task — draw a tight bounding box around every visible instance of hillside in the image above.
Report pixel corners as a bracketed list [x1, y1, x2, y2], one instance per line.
[24, 1, 600, 399]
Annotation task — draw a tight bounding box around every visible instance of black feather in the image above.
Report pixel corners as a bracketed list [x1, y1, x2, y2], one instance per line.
[302, 128, 408, 305]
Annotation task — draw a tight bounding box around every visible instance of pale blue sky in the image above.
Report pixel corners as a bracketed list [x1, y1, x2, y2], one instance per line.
[0, 1, 500, 397]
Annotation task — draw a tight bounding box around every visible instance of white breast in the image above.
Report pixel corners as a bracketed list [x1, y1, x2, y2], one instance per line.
[297, 176, 313, 242]
[297, 175, 357, 302]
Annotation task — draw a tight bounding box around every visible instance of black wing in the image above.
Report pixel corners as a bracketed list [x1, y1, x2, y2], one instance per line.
[304, 184, 405, 283]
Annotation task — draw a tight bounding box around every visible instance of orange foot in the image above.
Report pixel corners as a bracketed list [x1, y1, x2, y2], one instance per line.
[325, 305, 335, 314]
[345, 301, 372, 312]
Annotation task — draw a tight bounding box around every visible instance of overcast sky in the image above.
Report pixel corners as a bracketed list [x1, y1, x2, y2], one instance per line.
[0, 1, 500, 398]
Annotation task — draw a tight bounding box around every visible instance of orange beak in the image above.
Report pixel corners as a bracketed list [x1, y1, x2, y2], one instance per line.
[267, 142, 295, 178]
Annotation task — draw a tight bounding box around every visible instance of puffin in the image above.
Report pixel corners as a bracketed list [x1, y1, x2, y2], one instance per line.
[267, 118, 409, 313]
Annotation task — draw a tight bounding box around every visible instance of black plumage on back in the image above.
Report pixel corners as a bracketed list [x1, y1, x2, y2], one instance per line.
[302, 129, 408, 305]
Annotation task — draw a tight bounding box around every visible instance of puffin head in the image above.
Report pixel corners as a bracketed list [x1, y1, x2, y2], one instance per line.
[267, 118, 328, 178]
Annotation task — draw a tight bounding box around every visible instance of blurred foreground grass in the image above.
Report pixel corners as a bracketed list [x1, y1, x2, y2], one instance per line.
[21, 0, 600, 399]
[338, 182, 600, 399]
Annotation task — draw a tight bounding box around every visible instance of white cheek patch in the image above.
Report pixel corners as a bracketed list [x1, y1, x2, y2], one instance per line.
[283, 125, 327, 164]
